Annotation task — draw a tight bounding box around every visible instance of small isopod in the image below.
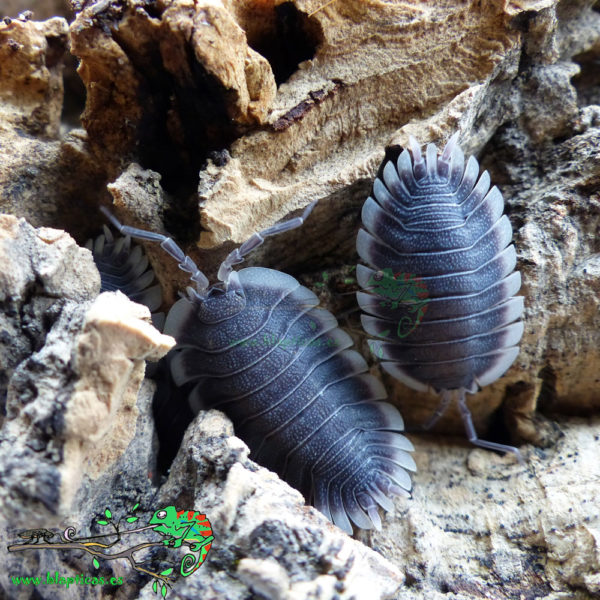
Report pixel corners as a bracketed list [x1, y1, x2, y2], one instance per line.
[99, 204, 416, 533]
[356, 134, 524, 459]
[86, 225, 164, 328]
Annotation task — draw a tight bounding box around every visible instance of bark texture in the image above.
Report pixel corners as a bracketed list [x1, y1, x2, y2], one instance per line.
[0, 0, 599, 599]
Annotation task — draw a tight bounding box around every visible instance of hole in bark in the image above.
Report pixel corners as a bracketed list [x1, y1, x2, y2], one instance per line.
[375, 145, 404, 182]
[61, 52, 86, 130]
[485, 404, 517, 451]
[141, 0, 162, 20]
[246, 2, 321, 86]
[134, 60, 239, 203]
[128, 2, 320, 202]
[537, 364, 558, 413]
[152, 362, 196, 474]
[90, 17, 242, 215]
[571, 49, 600, 106]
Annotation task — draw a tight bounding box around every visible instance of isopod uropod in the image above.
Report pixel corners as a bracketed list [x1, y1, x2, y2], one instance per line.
[356, 134, 524, 460]
[98, 204, 416, 533]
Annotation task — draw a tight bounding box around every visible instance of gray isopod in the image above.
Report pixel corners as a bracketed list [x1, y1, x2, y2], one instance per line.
[86, 225, 164, 326]
[356, 134, 524, 459]
[98, 204, 416, 533]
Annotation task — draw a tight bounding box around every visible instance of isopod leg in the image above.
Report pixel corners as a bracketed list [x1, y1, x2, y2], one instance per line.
[100, 206, 209, 294]
[356, 490, 382, 530]
[217, 201, 317, 285]
[421, 389, 452, 430]
[457, 389, 524, 464]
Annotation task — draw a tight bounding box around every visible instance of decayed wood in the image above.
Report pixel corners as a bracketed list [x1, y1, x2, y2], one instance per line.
[0, 2, 599, 597]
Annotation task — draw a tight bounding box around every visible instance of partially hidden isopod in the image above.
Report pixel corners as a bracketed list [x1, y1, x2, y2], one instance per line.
[99, 204, 416, 533]
[356, 134, 524, 460]
[86, 225, 165, 329]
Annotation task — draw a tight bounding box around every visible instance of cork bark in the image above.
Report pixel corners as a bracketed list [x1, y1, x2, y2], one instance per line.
[0, 1, 599, 599]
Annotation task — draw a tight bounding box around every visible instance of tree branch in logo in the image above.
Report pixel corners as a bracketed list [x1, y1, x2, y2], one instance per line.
[7, 502, 214, 598]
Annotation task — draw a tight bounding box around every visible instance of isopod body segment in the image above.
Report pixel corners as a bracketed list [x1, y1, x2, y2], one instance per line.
[98, 204, 416, 533]
[357, 134, 524, 458]
[86, 225, 162, 313]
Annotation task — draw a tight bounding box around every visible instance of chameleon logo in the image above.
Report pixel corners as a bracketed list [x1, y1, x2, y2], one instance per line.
[149, 506, 214, 577]
[368, 268, 430, 340]
[17, 528, 55, 543]
[7, 501, 214, 597]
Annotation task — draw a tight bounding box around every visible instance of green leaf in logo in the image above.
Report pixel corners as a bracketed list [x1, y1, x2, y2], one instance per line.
[104, 508, 112, 520]
[92, 557, 100, 569]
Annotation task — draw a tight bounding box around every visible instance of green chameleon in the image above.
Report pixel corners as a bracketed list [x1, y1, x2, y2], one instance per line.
[368, 268, 430, 338]
[149, 506, 214, 576]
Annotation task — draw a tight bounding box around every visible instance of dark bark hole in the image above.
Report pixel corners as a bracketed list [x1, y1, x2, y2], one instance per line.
[536, 364, 557, 412]
[571, 49, 600, 107]
[486, 403, 519, 453]
[94, 12, 239, 233]
[152, 361, 196, 474]
[61, 52, 86, 130]
[134, 61, 238, 201]
[375, 144, 404, 181]
[122, 45, 238, 244]
[246, 2, 322, 86]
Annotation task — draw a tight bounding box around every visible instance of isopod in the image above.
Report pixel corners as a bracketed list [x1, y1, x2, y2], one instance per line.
[356, 134, 524, 459]
[99, 204, 416, 533]
[86, 225, 164, 328]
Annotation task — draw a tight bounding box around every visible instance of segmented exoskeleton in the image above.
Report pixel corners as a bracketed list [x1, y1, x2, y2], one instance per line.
[86, 225, 164, 328]
[357, 134, 524, 459]
[99, 205, 416, 533]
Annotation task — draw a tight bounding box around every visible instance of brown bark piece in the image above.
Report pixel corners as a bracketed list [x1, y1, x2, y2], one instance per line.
[198, 0, 523, 246]
[0, 14, 68, 137]
[0, 13, 106, 232]
[69, 0, 276, 183]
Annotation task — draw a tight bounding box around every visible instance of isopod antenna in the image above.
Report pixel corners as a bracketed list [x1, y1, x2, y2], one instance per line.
[100, 206, 210, 297]
[216, 201, 317, 284]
